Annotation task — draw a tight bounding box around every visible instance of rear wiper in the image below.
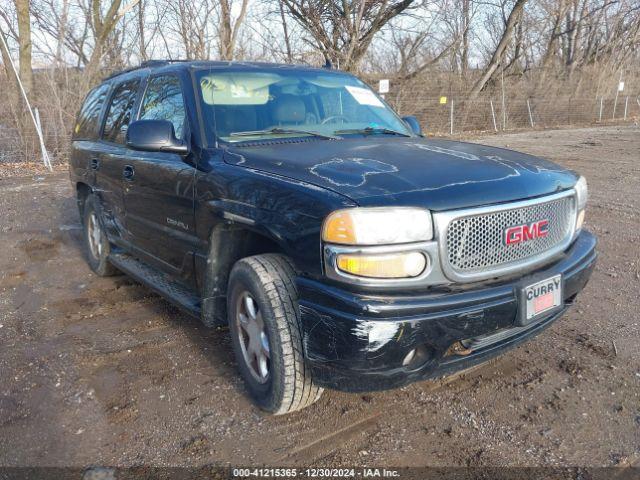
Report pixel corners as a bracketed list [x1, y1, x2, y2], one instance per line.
[229, 127, 340, 140]
[335, 126, 411, 137]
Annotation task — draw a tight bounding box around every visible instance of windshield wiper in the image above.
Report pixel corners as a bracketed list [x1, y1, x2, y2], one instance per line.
[229, 127, 340, 140]
[335, 126, 411, 137]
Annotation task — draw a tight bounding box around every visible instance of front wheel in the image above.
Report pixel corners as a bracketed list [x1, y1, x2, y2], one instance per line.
[228, 254, 323, 414]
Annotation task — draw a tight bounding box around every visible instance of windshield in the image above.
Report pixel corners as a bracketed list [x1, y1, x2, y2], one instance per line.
[194, 68, 412, 143]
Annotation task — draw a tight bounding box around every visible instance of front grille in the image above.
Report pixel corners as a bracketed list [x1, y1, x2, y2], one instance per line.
[444, 194, 575, 275]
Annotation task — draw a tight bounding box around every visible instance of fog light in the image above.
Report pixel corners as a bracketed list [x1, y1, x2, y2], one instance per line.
[401, 345, 433, 368]
[402, 349, 417, 366]
[336, 252, 426, 279]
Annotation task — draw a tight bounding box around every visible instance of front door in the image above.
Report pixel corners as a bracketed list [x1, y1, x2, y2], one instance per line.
[95, 78, 142, 241]
[123, 74, 198, 281]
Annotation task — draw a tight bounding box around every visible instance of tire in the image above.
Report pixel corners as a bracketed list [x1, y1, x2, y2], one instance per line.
[82, 194, 118, 277]
[227, 254, 323, 414]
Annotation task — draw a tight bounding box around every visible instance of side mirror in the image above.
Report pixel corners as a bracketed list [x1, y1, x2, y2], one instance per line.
[402, 116, 423, 136]
[126, 120, 189, 155]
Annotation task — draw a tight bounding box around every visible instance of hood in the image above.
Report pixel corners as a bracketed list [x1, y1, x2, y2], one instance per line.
[223, 137, 578, 211]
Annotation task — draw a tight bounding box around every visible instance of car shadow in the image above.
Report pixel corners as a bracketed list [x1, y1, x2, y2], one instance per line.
[58, 196, 249, 403]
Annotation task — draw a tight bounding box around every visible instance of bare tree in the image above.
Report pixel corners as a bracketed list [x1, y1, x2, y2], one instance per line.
[83, 0, 139, 82]
[279, 0, 418, 71]
[469, 0, 528, 97]
[218, 0, 249, 60]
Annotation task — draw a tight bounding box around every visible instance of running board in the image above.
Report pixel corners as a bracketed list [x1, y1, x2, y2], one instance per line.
[108, 252, 201, 319]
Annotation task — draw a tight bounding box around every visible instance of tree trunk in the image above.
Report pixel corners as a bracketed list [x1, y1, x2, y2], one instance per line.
[14, 0, 33, 98]
[461, 0, 470, 76]
[279, 0, 293, 62]
[84, 0, 124, 86]
[468, 0, 527, 98]
[218, 0, 248, 61]
[138, 0, 147, 61]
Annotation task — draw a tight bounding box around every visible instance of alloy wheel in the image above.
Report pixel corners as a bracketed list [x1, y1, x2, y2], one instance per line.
[235, 291, 270, 383]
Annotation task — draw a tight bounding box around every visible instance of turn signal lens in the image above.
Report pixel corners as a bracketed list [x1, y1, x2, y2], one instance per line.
[322, 210, 356, 244]
[336, 252, 427, 279]
[322, 207, 433, 245]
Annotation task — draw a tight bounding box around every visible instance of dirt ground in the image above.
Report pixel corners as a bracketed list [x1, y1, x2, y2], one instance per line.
[0, 126, 639, 468]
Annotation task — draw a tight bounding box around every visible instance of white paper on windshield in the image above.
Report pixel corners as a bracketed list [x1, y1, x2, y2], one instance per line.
[345, 86, 385, 108]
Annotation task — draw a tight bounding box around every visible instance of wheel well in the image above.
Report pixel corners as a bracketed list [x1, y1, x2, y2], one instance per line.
[201, 223, 286, 326]
[76, 182, 92, 219]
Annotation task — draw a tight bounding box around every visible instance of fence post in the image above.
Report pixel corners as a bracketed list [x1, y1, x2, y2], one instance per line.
[598, 98, 603, 122]
[490, 99, 498, 132]
[450, 99, 454, 135]
[624, 96, 628, 120]
[527, 99, 534, 128]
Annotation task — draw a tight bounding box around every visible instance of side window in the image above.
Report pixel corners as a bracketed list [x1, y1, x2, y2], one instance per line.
[74, 84, 110, 140]
[102, 80, 140, 144]
[140, 75, 186, 139]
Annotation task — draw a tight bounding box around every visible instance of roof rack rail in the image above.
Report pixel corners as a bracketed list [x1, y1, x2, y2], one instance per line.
[103, 59, 189, 81]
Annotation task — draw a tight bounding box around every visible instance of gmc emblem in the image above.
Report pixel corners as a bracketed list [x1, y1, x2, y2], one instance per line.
[505, 219, 549, 245]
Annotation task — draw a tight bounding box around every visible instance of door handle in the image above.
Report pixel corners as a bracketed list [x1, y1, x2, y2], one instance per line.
[90, 158, 100, 170]
[123, 165, 135, 181]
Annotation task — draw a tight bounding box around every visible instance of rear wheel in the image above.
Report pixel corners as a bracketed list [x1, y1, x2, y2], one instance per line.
[82, 195, 118, 277]
[228, 254, 322, 414]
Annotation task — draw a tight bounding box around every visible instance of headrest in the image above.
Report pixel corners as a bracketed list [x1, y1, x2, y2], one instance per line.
[272, 94, 306, 124]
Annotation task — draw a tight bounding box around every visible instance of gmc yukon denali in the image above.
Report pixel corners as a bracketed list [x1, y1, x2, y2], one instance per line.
[69, 60, 597, 414]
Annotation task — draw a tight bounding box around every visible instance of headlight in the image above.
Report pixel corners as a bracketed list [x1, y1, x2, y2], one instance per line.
[575, 176, 588, 231]
[322, 207, 433, 245]
[336, 251, 427, 278]
[575, 176, 588, 211]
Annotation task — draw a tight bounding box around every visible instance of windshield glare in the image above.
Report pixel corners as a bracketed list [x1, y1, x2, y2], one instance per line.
[195, 69, 412, 143]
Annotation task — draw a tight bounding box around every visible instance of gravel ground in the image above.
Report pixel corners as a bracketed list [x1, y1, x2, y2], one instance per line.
[0, 126, 638, 468]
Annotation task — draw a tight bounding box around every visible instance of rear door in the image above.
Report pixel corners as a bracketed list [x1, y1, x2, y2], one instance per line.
[70, 83, 110, 210]
[94, 78, 142, 241]
[123, 73, 197, 280]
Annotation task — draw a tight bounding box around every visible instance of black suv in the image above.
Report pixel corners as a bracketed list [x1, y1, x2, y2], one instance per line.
[70, 60, 597, 414]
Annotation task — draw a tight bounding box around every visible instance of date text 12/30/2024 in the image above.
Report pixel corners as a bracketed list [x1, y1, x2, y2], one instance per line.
[232, 468, 401, 478]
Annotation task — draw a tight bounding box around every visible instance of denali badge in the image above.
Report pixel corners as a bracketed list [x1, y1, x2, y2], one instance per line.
[505, 219, 549, 245]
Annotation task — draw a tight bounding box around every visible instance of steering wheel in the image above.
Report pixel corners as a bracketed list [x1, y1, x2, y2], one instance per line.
[321, 115, 350, 125]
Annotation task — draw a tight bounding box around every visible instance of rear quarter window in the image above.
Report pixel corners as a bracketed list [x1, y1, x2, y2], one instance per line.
[102, 79, 141, 144]
[73, 84, 110, 140]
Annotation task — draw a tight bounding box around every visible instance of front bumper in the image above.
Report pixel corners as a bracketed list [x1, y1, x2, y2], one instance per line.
[298, 230, 597, 392]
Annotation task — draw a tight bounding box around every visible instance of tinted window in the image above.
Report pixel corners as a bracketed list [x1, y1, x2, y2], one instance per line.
[140, 76, 186, 139]
[102, 80, 140, 144]
[74, 84, 110, 139]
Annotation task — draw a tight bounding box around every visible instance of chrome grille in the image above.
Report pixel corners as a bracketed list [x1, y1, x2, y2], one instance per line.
[444, 194, 575, 276]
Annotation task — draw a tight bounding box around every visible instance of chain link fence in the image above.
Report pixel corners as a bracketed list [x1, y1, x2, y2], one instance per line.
[388, 94, 640, 135]
[1, 90, 638, 166]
